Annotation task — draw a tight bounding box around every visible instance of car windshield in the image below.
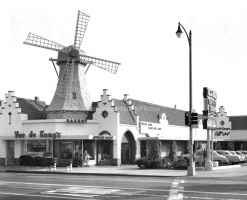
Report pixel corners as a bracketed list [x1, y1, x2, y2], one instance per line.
[236, 152, 242, 155]
[217, 152, 223, 155]
[228, 152, 233, 155]
[242, 152, 247, 155]
[230, 151, 237, 155]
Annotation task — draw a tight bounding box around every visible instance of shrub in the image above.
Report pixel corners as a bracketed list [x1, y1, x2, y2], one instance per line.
[197, 142, 202, 150]
[173, 159, 188, 169]
[149, 158, 162, 169]
[33, 156, 43, 166]
[185, 141, 190, 154]
[149, 140, 162, 160]
[19, 155, 52, 166]
[20, 155, 33, 166]
[169, 141, 178, 162]
[136, 157, 150, 168]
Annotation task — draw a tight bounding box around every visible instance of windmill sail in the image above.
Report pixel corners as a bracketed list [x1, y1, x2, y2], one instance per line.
[80, 54, 120, 74]
[23, 33, 67, 52]
[74, 11, 90, 50]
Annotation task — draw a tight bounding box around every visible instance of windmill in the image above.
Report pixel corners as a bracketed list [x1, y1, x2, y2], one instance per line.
[23, 11, 120, 120]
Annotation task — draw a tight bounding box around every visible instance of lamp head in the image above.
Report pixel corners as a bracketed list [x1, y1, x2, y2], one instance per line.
[176, 23, 183, 38]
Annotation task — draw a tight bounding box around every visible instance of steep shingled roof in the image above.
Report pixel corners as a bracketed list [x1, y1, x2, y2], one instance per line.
[113, 98, 203, 126]
[130, 99, 185, 126]
[112, 99, 136, 125]
[229, 116, 247, 130]
[17, 97, 47, 120]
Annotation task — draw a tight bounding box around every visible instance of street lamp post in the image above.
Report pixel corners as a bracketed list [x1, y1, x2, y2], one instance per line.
[176, 22, 195, 176]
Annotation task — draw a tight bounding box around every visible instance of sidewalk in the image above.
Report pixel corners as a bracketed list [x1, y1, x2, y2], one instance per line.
[1, 163, 247, 178]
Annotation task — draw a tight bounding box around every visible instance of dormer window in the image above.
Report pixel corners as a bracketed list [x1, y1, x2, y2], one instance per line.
[72, 92, 77, 99]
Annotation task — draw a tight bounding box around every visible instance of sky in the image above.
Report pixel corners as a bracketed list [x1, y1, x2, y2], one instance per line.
[1, 0, 247, 116]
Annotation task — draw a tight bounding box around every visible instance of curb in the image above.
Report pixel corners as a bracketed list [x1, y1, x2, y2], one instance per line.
[4, 170, 180, 178]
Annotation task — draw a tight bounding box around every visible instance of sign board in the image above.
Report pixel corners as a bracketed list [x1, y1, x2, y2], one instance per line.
[214, 106, 231, 140]
[203, 87, 217, 129]
[140, 122, 162, 137]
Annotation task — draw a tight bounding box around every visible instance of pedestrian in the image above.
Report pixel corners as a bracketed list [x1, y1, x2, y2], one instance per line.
[83, 148, 90, 166]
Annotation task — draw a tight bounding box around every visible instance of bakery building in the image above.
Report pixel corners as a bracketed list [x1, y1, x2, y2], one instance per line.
[0, 90, 209, 166]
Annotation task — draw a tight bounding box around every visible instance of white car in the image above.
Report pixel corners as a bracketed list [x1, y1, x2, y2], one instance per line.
[216, 150, 242, 164]
[236, 151, 247, 161]
[230, 151, 245, 162]
[194, 150, 228, 165]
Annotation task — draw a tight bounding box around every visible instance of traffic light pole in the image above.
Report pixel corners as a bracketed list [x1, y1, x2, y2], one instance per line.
[187, 27, 195, 176]
[176, 23, 195, 176]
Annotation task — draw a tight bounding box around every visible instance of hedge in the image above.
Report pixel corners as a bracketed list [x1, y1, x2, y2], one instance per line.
[19, 155, 52, 166]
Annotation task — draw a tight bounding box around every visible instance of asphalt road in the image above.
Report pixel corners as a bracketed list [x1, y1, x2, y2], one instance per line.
[0, 172, 247, 199]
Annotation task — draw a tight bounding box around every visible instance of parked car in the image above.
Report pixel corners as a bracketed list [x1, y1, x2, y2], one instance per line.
[194, 150, 228, 165]
[230, 151, 245, 162]
[236, 151, 247, 161]
[216, 150, 242, 164]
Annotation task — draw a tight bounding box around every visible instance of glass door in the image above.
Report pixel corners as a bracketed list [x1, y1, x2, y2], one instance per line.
[121, 143, 131, 164]
[7, 141, 15, 165]
[60, 141, 72, 159]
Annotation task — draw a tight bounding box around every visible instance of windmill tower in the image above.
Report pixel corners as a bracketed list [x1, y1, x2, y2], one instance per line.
[23, 11, 120, 120]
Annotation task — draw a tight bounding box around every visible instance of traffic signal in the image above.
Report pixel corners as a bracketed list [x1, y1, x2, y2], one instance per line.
[185, 112, 190, 126]
[191, 112, 198, 125]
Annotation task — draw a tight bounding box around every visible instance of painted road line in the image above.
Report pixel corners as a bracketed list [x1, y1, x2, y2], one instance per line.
[0, 191, 88, 199]
[167, 178, 184, 200]
[24, 175, 174, 183]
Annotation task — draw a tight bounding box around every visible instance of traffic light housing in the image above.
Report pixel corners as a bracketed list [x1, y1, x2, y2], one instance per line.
[191, 112, 198, 125]
[185, 112, 190, 126]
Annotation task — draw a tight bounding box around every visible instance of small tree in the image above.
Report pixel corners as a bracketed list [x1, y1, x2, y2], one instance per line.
[197, 142, 203, 150]
[149, 140, 162, 160]
[185, 140, 190, 154]
[169, 141, 178, 162]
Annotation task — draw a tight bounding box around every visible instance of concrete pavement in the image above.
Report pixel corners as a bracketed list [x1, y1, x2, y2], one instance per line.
[1, 163, 247, 178]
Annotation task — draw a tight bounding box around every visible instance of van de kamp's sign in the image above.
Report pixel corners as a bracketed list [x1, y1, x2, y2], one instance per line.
[14, 130, 61, 139]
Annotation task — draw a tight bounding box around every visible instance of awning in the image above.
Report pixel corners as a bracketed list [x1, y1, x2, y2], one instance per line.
[0, 135, 116, 140]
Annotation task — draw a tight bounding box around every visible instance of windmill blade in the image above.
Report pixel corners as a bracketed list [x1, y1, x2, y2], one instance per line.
[23, 33, 67, 52]
[74, 11, 90, 50]
[80, 54, 120, 74]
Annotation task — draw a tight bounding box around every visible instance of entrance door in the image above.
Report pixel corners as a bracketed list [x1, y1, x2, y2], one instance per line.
[121, 143, 131, 164]
[7, 141, 15, 165]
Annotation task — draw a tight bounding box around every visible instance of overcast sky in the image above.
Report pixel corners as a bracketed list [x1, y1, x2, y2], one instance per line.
[1, 0, 247, 116]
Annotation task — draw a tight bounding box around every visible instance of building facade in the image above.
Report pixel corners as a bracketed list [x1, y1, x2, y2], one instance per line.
[0, 90, 210, 166]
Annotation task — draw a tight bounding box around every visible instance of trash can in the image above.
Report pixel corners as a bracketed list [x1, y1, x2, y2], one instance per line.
[213, 161, 218, 167]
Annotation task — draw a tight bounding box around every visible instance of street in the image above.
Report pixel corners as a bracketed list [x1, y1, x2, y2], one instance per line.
[1, 171, 247, 199]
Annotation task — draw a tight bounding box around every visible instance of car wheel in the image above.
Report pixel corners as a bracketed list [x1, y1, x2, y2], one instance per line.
[228, 160, 233, 165]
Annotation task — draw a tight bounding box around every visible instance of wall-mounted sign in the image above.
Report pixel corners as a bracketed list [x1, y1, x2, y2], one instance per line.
[93, 135, 114, 140]
[214, 106, 231, 139]
[140, 122, 162, 137]
[14, 130, 61, 139]
[203, 87, 217, 129]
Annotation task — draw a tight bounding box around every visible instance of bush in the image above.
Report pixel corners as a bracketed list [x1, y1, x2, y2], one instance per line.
[149, 158, 162, 169]
[149, 140, 162, 160]
[19, 155, 52, 166]
[20, 155, 33, 166]
[169, 141, 178, 162]
[173, 159, 188, 169]
[136, 157, 150, 168]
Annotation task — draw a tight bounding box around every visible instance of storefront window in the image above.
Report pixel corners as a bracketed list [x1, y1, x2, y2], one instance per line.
[60, 141, 72, 159]
[27, 140, 46, 157]
[83, 140, 95, 160]
[98, 140, 113, 161]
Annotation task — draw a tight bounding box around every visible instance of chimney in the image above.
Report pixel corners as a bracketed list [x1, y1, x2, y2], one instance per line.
[103, 89, 108, 96]
[174, 105, 176, 109]
[35, 96, 39, 101]
[124, 94, 129, 101]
